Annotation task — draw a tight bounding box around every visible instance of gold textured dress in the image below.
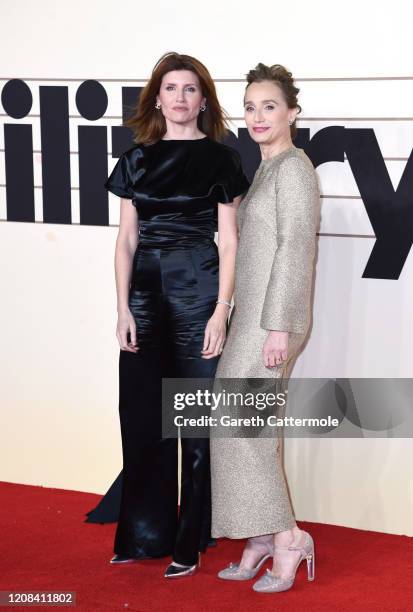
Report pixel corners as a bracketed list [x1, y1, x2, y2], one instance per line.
[210, 144, 320, 538]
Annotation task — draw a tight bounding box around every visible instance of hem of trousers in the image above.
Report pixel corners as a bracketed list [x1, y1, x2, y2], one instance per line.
[114, 548, 174, 560]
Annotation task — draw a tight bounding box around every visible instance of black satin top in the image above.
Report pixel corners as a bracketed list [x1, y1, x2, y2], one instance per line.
[104, 137, 250, 248]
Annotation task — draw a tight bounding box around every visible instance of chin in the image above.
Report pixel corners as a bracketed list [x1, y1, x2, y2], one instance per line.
[249, 131, 273, 144]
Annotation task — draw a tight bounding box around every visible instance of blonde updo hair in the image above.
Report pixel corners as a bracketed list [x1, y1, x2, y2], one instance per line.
[245, 63, 301, 139]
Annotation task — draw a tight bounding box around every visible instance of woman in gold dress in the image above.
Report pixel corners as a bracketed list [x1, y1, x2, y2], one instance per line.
[210, 63, 320, 593]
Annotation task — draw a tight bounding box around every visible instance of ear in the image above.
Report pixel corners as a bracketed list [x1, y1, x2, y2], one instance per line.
[292, 106, 300, 122]
[289, 110, 298, 124]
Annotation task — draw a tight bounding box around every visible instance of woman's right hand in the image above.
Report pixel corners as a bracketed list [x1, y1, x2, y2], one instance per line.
[116, 308, 138, 353]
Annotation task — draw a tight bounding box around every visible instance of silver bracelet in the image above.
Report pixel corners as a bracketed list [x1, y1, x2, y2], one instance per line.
[216, 299, 232, 308]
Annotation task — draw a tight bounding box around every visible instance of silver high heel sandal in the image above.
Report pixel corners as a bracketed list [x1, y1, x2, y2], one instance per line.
[218, 544, 273, 581]
[164, 552, 201, 578]
[109, 554, 139, 565]
[252, 531, 315, 593]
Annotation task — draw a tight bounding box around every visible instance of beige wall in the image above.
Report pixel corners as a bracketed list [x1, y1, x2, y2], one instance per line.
[1, 0, 412, 535]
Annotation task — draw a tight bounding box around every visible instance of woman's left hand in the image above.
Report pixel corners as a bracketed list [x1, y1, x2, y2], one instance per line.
[263, 330, 289, 368]
[201, 307, 228, 359]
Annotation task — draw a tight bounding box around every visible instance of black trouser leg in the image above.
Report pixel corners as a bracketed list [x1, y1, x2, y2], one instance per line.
[114, 348, 178, 558]
[173, 438, 211, 566]
[171, 355, 219, 566]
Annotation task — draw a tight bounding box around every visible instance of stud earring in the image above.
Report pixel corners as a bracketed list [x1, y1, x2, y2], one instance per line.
[288, 119, 293, 125]
[200, 104, 206, 112]
[155, 101, 161, 109]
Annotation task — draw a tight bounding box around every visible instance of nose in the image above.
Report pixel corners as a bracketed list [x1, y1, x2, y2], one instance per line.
[253, 109, 264, 123]
[175, 88, 185, 103]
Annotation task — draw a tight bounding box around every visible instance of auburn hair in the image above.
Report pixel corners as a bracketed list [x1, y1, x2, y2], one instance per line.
[125, 51, 230, 144]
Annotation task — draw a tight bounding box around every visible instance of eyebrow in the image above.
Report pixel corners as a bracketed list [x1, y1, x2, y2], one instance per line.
[164, 82, 198, 87]
[244, 99, 278, 105]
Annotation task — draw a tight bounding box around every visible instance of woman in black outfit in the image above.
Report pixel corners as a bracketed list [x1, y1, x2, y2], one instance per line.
[89, 52, 249, 578]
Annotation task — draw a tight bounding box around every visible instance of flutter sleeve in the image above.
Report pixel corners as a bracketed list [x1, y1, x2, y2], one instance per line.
[260, 154, 320, 334]
[214, 147, 250, 203]
[104, 152, 135, 199]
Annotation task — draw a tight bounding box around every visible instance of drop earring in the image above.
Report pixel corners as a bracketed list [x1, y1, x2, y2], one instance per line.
[200, 104, 206, 112]
[155, 101, 161, 109]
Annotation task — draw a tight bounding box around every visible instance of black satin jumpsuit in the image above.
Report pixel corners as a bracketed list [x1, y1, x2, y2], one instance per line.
[88, 136, 249, 566]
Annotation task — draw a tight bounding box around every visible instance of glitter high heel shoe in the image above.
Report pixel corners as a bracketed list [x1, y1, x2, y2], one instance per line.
[252, 531, 315, 593]
[218, 541, 273, 581]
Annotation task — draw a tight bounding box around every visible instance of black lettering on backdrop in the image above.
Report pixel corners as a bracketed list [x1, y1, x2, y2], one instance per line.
[39, 85, 71, 223]
[76, 80, 109, 226]
[1, 79, 35, 222]
[345, 129, 413, 280]
[1, 79, 413, 279]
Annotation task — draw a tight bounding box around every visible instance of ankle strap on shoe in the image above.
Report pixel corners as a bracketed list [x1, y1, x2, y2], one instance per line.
[274, 533, 311, 554]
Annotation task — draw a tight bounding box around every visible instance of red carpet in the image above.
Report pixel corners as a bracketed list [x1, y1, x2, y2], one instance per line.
[0, 481, 412, 611]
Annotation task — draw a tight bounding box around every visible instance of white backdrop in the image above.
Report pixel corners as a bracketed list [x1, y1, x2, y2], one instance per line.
[1, 0, 412, 536]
